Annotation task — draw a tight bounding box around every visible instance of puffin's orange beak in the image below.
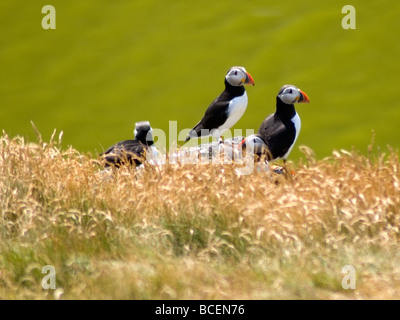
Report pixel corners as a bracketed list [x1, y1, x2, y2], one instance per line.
[298, 90, 310, 103]
[245, 72, 255, 86]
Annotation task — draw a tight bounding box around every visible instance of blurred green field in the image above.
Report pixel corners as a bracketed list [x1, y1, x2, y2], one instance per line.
[1, 0, 399, 159]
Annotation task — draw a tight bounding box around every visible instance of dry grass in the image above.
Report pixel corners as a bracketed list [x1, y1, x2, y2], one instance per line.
[1, 129, 400, 299]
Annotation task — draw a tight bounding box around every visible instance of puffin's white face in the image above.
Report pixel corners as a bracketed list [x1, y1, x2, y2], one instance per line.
[240, 134, 268, 155]
[134, 121, 153, 140]
[225, 66, 255, 87]
[278, 85, 310, 105]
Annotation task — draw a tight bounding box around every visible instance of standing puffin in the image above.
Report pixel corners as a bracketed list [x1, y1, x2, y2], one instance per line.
[185, 66, 255, 142]
[101, 121, 156, 168]
[241, 85, 310, 162]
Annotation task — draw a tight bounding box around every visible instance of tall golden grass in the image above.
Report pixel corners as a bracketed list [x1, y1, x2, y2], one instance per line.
[1, 129, 400, 299]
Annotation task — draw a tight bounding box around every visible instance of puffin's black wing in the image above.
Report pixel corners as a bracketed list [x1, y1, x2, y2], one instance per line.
[186, 97, 230, 141]
[101, 139, 147, 167]
[257, 114, 296, 160]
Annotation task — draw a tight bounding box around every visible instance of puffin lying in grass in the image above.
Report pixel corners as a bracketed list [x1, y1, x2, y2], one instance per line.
[101, 121, 158, 168]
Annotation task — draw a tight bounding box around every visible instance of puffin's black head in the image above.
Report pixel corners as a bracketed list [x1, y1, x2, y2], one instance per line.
[277, 85, 310, 105]
[225, 66, 255, 87]
[134, 121, 153, 145]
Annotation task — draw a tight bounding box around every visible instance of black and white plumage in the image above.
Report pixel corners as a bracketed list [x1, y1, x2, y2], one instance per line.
[241, 85, 310, 161]
[185, 66, 255, 142]
[101, 121, 156, 168]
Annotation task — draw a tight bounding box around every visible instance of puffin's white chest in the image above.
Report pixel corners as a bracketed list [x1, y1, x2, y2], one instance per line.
[282, 112, 301, 160]
[217, 92, 248, 135]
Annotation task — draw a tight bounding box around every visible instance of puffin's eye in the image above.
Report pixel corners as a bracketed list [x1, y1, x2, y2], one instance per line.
[234, 71, 238, 75]
[288, 89, 293, 94]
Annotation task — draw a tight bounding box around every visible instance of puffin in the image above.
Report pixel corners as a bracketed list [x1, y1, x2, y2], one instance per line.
[241, 84, 310, 162]
[185, 66, 255, 142]
[101, 121, 156, 168]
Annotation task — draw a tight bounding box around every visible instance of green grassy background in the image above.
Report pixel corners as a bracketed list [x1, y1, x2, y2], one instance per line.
[1, 0, 399, 159]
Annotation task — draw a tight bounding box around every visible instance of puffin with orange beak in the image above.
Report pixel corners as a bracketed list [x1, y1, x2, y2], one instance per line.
[241, 84, 310, 163]
[185, 66, 255, 142]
